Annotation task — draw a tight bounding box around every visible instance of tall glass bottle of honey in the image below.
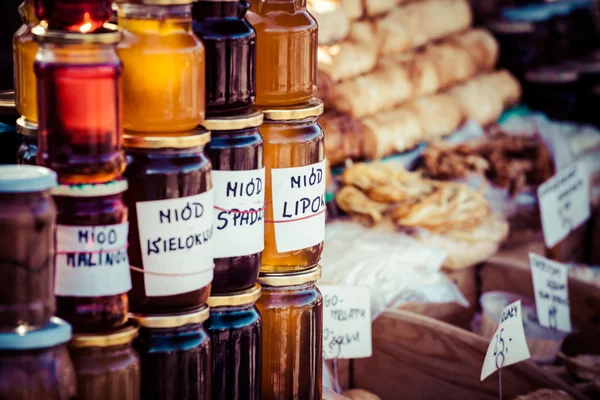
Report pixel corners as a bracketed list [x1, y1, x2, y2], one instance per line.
[13, 0, 39, 123]
[246, 0, 317, 106]
[192, 0, 255, 117]
[117, 0, 205, 132]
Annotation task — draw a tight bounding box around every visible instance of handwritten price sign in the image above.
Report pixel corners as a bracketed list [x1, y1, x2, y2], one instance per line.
[319, 285, 372, 360]
[481, 300, 531, 381]
[529, 253, 571, 333]
[538, 162, 590, 248]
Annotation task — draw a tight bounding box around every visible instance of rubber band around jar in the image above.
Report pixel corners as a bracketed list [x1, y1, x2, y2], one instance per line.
[129, 264, 215, 277]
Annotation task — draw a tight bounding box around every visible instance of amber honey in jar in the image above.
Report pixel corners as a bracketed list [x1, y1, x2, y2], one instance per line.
[123, 129, 214, 314]
[206, 284, 262, 400]
[69, 322, 141, 400]
[0, 165, 56, 330]
[36, 0, 112, 32]
[246, 0, 317, 106]
[53, 180, 131, 333]
[13, 0, 39, 124]
[260, 99, 325, 272]
[192, 0, 255, 116]
[33, 24, 125, 184]
[117, 1, 205, 132]
[257, 265, 322, 400]
[132, 307, 212, 400]
[0, 317, 77, 400]
[16, 116, 38, 165]
[205, 110, 264, 294]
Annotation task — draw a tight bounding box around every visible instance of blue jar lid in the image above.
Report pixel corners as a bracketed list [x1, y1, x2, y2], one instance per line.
[546, 1, 574, 16]
[571, 0, 592, 10]
[0, 318, 72, 350]
[502, 4, 554, 22]
[0, 165, 57, 193]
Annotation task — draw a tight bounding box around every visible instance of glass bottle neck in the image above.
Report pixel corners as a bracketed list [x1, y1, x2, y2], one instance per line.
[193, 1, 249, 19]
[118, 4, 193, 32]
[249, 0, 306, 14]
[37, 43, 120, 65]
[19, 0, 38, 25]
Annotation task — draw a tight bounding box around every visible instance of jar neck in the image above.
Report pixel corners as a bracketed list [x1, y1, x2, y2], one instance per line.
[211, 303, 255, 313]
[125, 146, 206, 157]
[37, 43, 119, 65]
[0, 191, 50, 205]
[249, 0, 306, 14]
[54, 194, 125, 218]
[192, 1, 249, 19]
[71, 343, 132, 358]
[262, 281, 316, 292]
[118, 3, 192, 32]
[263, 116, 318, 126]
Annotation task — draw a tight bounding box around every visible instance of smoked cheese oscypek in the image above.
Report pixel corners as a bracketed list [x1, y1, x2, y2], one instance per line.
[123, 128, 214, 314]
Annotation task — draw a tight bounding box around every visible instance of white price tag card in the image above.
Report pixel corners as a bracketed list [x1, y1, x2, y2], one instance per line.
[538, 162, 591, 248]
[319, 285, 372, 360]
[481, 300, 531, 381]
[529, 253, 571, 333]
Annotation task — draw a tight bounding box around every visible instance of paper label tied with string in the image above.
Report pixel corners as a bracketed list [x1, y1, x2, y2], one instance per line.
[481, 300, 531, 381]
[55, 223, 132, 297]
[530, 253, 571, 333]
[136, 191, 214, 297]
[213, 169, 265, 258]
[270, 159, 327, 253]
[538, 162, 591, 248]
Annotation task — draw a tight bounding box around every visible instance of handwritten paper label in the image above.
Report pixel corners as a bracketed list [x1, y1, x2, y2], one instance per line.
[270, 160, 326, 253]
[319, 285, 372, 360]
[481, 300, 531, 381]
[55, 223, 131, 296]
[529, 253, 571, 333]
[136, 191, 214, 297]
[538, 163, 591, 248]
[213, 169, 265, 258]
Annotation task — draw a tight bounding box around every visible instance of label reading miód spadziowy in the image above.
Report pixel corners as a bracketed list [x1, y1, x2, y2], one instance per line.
[136, 191, 214, 297]
[213, 168, 265, 258]
[55, 223, 131, 297]
[270, 159, 326, 253]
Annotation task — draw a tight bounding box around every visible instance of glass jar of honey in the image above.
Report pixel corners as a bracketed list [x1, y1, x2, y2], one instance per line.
[33, 24, 125, 185]
[123, 129, 214, 314]
[205, 110, 263, 294]
[246, 0, 317, 106]
[132, 306, 212, 400]
[13, 0, 39, 124]
[206, 284, 262, 400]
[0, 317, 77, 400]
[69, 322, 141, 400]
[16, 116, 38, 165]
[36, 0, 112, 32]
[0, 165, 56, 330]
[53, 180, 131, 333]
[117, 2, 205, 132]
[192, 0, 255, 116]
[260, 99, 325, 272]
[257, 265, 322, 400]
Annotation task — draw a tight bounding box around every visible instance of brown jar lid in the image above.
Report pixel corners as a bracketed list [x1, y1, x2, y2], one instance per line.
[52, 179, 128, 197]
[258, 265, 322, 287]
[32, 23, 122, 45]
[207, 284, 261, 308]
[123, 127, 210, 149]
[70, 322, 139, 348]
[131, 305, 210, 329]
[260, 98, 324, 121]
[203, 109, 264, 131]
[16, 117, 38, 137]
[0, 91, 17, 116]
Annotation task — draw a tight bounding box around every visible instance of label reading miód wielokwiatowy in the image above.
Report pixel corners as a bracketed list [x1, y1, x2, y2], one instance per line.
[55, 223, 131, 296]
[136, 191, 214, 297]
[270, 159, 326, 253]
[213, 169, 265, 258]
